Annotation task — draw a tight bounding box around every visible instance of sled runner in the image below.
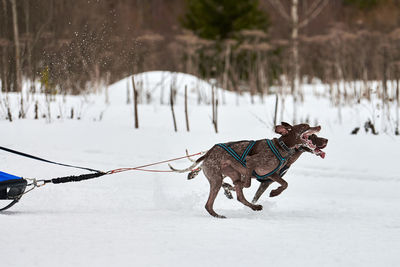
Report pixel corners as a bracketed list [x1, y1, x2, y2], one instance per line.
[0, 171, 27, 211]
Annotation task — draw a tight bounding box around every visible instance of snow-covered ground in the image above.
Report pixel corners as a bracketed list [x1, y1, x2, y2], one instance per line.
[1, 72, 400, 267]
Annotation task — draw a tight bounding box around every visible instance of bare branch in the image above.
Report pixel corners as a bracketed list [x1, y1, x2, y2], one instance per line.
[298, 0, 329, 29]
[268, 0, 290, 21]
[304, 0, 322, 18]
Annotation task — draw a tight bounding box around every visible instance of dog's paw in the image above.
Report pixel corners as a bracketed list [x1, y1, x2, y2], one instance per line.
[269, 189, 281, 197]
[224, 190, 233, 199]
[251, 204, 263, 211]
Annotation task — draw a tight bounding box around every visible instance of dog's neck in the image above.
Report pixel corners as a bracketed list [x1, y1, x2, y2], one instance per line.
[275, 138, 296, 157]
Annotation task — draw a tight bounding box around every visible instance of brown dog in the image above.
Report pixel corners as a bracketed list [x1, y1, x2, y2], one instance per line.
[170, 122, 327, 218]
[220, 133, 328, 202]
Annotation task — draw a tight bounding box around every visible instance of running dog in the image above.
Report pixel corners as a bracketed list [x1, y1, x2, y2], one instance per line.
[234, 133, 327, 203]
[170, 122, 328, 218]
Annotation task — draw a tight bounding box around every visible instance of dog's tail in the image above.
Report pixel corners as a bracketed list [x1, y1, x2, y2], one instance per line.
[168, 160, 200, 173]
[168, 150, 209, 180]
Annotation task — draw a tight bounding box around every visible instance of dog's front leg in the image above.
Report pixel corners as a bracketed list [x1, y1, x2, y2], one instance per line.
[268, 174, 288, 197]
[252, 179, 274, 203]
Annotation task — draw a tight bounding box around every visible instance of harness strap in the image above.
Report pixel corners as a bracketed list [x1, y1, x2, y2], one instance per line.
[240, 141, 256, 162]
[267, 139, 284, 161]
[253, 139, 286, 181]
[217, 140, 287, 181]
[257, 165, 291, 184]
[216, 143, 246, 167]
[216, 141, 256, 167]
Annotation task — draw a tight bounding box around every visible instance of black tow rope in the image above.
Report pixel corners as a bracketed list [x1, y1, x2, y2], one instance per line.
[0, 145, 206, 212]
[0, 146, 103, 173]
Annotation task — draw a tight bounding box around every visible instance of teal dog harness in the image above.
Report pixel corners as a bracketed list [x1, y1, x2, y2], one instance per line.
[216, 139, 287, 182]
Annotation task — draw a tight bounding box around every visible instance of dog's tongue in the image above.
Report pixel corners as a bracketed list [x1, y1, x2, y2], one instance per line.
[315, 148, 326, 159]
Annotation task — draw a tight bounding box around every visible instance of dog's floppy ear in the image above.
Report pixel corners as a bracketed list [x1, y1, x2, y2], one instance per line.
[275, 125, 289, 135]
[275, 122, 292, 135]
[281, 122, 292, 129]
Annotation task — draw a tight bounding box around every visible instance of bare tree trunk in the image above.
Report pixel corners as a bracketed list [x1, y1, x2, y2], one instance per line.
[280, 84, 285, 123]
[269, 0, 328, 122]
[93, 63, 100, 93]
[257, 52, 267, 103]
[1, 46, 8, 93]
[45, 95, 51, 123]
[328, 76, 334, 105]
[273, 93, 279, 127]
[24, 0, 32, 86]
[291, 0, 299, 124]
[1, 0, 8, 93]
[212, 84, 218, 133]
[222, 42, 231, 104]
[362, 67, 369, 100]
[336, 80, 342, 124]
[105, 71, 110, 104]
[382, 47, 388, 133]
[126, 79, 131, 104]
[11, 0, 21, 92]
[7, 105, 12, 122]
[132, 75, 139, 129]
[396, 78, 399, 135]
[248, 52, 256, 105]
[184, 85, 190, 132]
[34, 100, 38, 119]
[170, 84, 177, 132]
[11, 0, 24, 117]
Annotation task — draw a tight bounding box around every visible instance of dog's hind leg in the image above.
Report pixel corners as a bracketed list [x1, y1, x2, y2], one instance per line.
[203, 170, 225, 218]
[222, 182, 234, 199]
[205, 178, 224, 218]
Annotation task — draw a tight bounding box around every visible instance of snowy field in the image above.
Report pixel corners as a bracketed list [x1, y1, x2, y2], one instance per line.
[1, 72, 400, 267]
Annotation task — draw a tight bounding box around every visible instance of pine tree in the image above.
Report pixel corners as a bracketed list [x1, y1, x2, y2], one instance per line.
[343, 0, 379, 10]
[181, 0, 269, 40]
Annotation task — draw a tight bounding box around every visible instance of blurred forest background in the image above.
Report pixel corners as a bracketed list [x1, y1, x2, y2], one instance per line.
[1, 0, 400, 109]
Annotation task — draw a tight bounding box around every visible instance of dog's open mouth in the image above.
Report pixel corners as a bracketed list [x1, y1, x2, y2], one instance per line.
[300, 128, 320, 149]
[300, 128, 327, 159]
